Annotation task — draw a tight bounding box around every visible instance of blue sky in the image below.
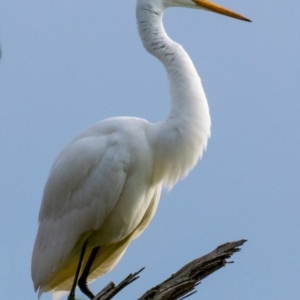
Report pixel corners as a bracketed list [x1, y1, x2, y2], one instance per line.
[1, 1, 300, 299]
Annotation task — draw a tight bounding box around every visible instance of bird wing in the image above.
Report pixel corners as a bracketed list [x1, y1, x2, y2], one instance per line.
[51, 182, 162, 299]
[31, 132, 129, 292]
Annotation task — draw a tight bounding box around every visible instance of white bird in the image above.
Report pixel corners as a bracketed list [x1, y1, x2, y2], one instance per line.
[31, 0, 250, 299]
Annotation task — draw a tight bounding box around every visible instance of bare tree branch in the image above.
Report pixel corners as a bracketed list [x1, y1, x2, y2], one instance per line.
[94, 268, 145, 300]
[93, 239, 247, 300]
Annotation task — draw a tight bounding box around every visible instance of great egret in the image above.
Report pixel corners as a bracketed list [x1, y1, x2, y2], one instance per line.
[31, 0, 250, 299]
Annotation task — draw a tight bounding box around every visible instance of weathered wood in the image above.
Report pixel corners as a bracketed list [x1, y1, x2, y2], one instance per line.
[94, 268, 145, 300]
[92, 239, 247, 300]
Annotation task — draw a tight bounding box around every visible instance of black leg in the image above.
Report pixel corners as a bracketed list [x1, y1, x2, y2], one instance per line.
[68, 241, 88, 300]
[78, 246, 100, 299]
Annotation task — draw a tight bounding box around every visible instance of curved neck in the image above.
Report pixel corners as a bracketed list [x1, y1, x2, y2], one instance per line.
[136, 1, 211, 187]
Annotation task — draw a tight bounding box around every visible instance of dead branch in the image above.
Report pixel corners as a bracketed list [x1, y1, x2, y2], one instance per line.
[93, 239, 247, 300]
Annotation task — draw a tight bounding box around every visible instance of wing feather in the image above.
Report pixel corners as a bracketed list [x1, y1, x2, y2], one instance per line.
[51, 184, 161, 299]
[32, 133, 129, 293]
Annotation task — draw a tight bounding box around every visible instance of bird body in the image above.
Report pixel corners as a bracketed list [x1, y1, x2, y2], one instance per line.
[32, 117, 162, 296]
[31, 0, 249, 299]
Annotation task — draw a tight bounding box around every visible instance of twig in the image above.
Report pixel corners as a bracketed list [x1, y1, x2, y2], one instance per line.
[93, 268, 145, 300]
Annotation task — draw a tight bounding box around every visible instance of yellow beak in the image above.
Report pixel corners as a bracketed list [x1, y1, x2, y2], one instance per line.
[193, 0, 251, 22]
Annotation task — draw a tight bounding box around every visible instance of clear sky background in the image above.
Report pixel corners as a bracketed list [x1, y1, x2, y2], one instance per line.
[0, 0, 299, 299]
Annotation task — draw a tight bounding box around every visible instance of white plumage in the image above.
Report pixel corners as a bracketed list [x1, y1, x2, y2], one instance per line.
[31, 0, 249, 299]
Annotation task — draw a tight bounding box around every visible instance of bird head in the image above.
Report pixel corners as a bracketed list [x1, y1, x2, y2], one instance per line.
[190, 0, 250, 21]
[143, 0, 250, 22]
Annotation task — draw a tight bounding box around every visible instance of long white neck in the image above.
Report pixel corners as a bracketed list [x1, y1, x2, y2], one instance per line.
[136, 0, 211, 188]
